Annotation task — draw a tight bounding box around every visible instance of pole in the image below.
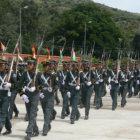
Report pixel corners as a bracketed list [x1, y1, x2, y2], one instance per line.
[20, 8, 22, 55]
[84, 23, 86, 59]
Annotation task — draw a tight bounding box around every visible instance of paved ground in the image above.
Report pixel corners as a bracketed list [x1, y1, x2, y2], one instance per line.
[0, 92, 140, 140]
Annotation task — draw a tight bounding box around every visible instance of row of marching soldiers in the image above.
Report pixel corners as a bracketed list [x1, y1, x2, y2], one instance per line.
[0, 56, 140, 140]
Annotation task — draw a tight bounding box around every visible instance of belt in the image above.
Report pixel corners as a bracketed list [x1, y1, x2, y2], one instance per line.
[69, 83, 77, 86]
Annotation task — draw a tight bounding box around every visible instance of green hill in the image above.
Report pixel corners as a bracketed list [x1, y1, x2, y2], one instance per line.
[0, 0, 139, 53]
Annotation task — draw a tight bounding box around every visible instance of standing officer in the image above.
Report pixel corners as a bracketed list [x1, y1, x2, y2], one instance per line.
[18, 56, 41, 140]
[0, 59, 16, 135]
[39, 60, 58, 136]
[65, 61, 81, 124]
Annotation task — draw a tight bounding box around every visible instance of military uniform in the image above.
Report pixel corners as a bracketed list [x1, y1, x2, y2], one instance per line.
[9, 62, 21, 119]
[65, 61, 81, 124]
[80, 60, 94, 119]
[0, 59, 17, 135]
[39, 61, 58, 136]
[128, 66, 135, 98]
[58, 61, 70, 119]
[134, 66, 140, 96]
[93, 63, 107, 109]
[118, 65, 130, 107]
[18, 57, 41, 140]
[108, 65, 119, 110]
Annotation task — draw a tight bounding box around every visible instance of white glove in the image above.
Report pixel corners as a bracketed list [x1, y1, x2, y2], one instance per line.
[131, 76, 134, 78]
[115, 80, 118, 84]
[67, 92, 71, 98]
[23, 86, 27, 92]
[40, 93, 45, 99]
[76, 86, 80, 90]
[87, 81, 92, 86]
[99, 79, 103, 82]
[125, 79, 128, 82]
[95, 81, 99, 84]
[137, 80, 140, 85]
[48, 87, 52, 92]
[29, 87, 36, 92]
[22, 94, 29, 103]
[3, 82, 11, 88]
[108, 84, 112, 90]
[62, 81, 65, 85]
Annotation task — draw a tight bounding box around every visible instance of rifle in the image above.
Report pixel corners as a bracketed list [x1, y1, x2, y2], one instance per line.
[30, 31, 45, 87]
[88, 41, 95, 82]
[116, 49, 121, 80]
[57, 38, 66, 71]
[5, 37, 20, 82]
[106, 50, 112, 72]
[49, 37, 54, 88]
[126, 52, 130, 79]
[76, 48, 83, 86]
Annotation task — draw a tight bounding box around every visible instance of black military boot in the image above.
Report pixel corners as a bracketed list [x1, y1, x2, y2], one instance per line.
[52, 109, 57, 120]
[2, 129, 12, 135]
[15, 110, 19, 118]
[75, 113, 81, 121]
[128, 94, 132, 98]
[84, 115, 89, 120]
[25, 133, 32, 140]
[71, 120, 75, 124]
[24, 114, 29, 121]
[61, 115, 65, 119]
[0, 128, 2, 135]
[42, 132, 47, 136]
[31, 132, 39, 137]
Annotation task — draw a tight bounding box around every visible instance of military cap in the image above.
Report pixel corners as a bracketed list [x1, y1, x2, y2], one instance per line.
[112, 63, 117, 66]
[71, 61, 78, 65]
[81, 59, 89, 64]
[24, 56, 36, 63]
[41, 60, 51, 66]
[0, 59, 7, 65]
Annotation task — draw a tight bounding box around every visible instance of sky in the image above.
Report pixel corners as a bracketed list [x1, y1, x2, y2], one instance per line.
[93, 0, 140, 13]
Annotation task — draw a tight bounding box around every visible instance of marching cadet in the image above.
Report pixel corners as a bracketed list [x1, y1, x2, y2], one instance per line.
[58, 61, 70, 119]
[0, 59, 17, 135]
[134, 63, 140, 96]
[119, 64, 130, 107]
[108, 64, 120, 110]
[128, 63, 135, 98]
[65, 61, 81, 124]
[53, 60, 60, 105]
[18, 56, 41, 140]
[93, 62, 107, 109]
[80, 60, 94, 120]
[9, 61, 19, 119]
[39, 60, 58, 136]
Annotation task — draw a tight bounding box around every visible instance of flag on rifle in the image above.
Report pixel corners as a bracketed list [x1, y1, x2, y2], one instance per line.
[17, 46, 23, 61]
[1, 42, 5, 51]
[72, 47, 76, 61]
[59, 48, 63, 64]
[32, 45, 36, 58]
[46, 47, 51, 60]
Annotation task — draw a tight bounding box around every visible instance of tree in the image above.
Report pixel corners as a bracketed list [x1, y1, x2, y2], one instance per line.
[133, 29, 140, 53]
[46, 2, 125, 58]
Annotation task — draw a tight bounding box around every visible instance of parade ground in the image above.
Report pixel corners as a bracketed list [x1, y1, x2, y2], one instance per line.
[1, 93, 140, 140]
